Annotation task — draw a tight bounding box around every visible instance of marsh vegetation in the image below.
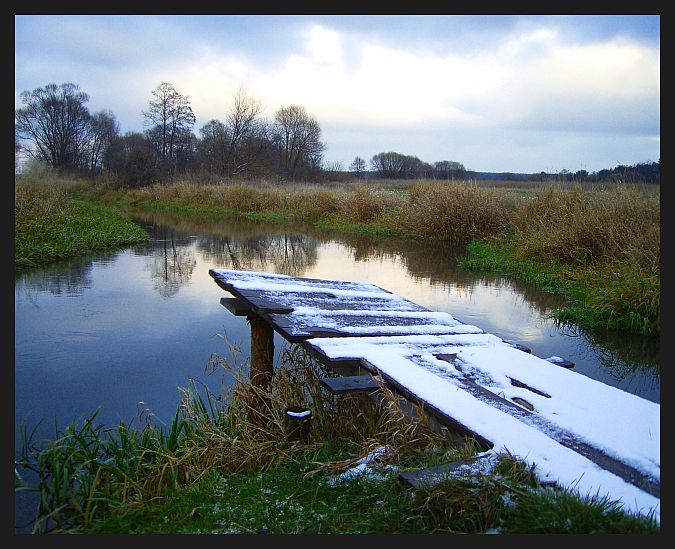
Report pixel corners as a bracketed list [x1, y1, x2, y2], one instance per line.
[83, 175, 660, 336]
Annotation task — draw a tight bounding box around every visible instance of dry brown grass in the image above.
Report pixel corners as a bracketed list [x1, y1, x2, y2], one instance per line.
[511, 184, 660, 270]
[338, 187, 388, 224]
[15, 179, 70, 220]
[167, 342, 458, 483]
[400, 180, 511, 241]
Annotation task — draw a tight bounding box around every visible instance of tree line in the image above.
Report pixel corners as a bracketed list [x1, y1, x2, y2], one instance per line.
[15, 81, 659, 186]
[15, 81, 328, 186]
[539, 162, 660, 184]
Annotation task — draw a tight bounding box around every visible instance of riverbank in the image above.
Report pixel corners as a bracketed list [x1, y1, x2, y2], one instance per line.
[15, 176, 149, 273]
[13, 174, 660, 335]
[88, 178, 659, 336]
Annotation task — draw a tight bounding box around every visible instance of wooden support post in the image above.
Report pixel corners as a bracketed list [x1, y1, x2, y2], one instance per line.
[248, 314, 274, 388]
[246, 314, 275, 426]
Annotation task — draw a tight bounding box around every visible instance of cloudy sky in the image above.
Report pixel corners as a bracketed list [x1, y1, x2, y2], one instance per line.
[14, 14, 660, 173]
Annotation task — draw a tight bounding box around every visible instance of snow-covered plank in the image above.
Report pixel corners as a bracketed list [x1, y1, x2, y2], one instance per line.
[267, 307, 485, 342]
[304, 333, 660, 520]
[210, 268, 426, 315]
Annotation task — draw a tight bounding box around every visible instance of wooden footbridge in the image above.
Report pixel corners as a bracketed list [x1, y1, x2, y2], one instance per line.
[209, 268, 660, 521]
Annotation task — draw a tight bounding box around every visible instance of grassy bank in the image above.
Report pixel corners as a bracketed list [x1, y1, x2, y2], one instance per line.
[459, 184, 660, 334]
[15, 345, 659, 534]
[92, 178, 659, 335]
[14, 176, 149, 273]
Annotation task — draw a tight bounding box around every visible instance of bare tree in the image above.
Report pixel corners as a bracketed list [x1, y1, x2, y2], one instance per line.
[15, 82, 92, 172]
[104, 131, 158, 187]
[370, 151, 407, 178]
[15, 132, 22, 173]
[197, 119, 230, 175]
[273, 104, 326, 180]
[349, 156, 367, 179]
[370, 151, 433, 179]
[197, 91, 267, 179]
[143, 82, 196, 175]
[433, 160, 466, 180]
[225, 88, 263, 175]
[87, 110, 119, 174]
[234, 119, 274, 179]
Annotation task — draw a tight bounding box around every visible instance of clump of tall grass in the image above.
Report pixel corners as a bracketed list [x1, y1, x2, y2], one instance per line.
[401, 181, 511, 242]
[280, 186, 341, 221]
[501, 485, 659, 533]
[408, 453, 657, 534]
[15, 179, 70, 221]
[409, 453, 539, 533]
[506, 184, 660, 333]
[338, 187, 388, 224]
[510, 184, 660, 269]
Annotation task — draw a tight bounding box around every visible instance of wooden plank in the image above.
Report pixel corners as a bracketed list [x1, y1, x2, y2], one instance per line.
[209, 268, 427, 316]
[320, 375, 382, 394]
[266, 310, 483, 342]
[209, 268, 395, 296]
[398, 456, 490, 489]
[219, 297, 252, 316]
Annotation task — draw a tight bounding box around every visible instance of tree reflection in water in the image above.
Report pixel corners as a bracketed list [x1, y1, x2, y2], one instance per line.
[16, 257, 97, 297]
[556, 322, 660, 386]
[146, 228, 197, 298]
[197, 232, 317, 276]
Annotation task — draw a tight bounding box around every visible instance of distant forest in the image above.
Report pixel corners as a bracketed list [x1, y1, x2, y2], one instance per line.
[15, 81, 660, 186]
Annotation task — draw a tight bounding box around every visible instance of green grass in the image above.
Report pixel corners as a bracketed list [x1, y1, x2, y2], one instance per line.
[460, 237, 659, 335]
[80, 447, 660, 534]
[15, 181, 149, 273]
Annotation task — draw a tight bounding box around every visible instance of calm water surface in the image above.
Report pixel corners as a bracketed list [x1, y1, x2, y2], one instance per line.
[14, 211, 660, 530]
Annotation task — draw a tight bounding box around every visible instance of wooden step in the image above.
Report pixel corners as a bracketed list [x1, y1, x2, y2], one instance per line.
[320, 375, 382, 394]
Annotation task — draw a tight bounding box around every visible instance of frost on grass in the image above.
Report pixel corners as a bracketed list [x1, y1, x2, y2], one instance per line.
[327, 445, 399, 487]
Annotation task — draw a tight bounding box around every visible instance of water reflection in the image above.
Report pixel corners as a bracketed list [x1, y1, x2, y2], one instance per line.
[557, 323, 660, 388]
[197, 233, 318, 276]
[146, 233, 197, 298]
[16, 255, 98, 297]
[332, 231, 566, 318]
